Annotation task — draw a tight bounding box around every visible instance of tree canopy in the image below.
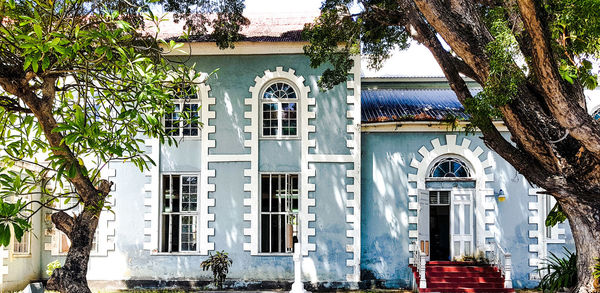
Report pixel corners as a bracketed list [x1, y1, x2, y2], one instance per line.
[0, 0, 250, 291]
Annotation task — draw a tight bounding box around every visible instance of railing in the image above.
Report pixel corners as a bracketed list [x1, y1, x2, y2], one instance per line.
[489, 239, 512, 289]
[412, 241, 428, 289]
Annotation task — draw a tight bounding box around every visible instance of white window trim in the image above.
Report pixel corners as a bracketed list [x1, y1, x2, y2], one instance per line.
[164, 87, 202, 140]
[158, 173, 201, 254]
[11, 194, 31, 256]
[259, 80, 300, 140]
[244, 67, 314, 257]
[257, 172, 300, 256]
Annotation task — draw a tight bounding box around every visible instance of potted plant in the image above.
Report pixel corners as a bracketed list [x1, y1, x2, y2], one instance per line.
[201, 250, 233, 289]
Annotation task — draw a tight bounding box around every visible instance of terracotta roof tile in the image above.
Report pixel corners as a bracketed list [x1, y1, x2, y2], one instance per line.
[152, 12, 317, 42]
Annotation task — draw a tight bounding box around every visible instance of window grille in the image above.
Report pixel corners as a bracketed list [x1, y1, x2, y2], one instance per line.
[260, 173, 299, 253]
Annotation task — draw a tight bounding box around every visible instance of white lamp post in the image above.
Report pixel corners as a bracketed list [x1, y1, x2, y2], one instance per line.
[290, 214, 309, 293]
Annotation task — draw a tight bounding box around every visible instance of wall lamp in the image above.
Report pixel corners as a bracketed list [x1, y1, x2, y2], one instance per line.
[496, 189, 506, 202]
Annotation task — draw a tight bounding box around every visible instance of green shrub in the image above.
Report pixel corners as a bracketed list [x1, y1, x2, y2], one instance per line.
[200, 250, 232, 289]
[46, 260, 61, 277]
[593, 258, 600, 280]
[535, 247, 577, 292]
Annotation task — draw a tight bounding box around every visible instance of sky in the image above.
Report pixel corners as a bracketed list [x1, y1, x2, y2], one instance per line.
[242, 0, 443, 77]
[244, 0, 323, 14]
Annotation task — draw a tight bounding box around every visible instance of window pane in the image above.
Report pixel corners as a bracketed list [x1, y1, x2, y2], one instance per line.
[172, 176, 180, 212]
[261, 175, 270, 212]
[429, 192, 438, 204]
[261, 214, 271, 253]
[161, 215, 170, 252]
[181, 176, 198, 212]
[182, 104, 199, 136]
[439, 191, 449, 205]
[165, 104, 181, 136]
[180, 216, 196, 252]
[171, 215, 180, 252]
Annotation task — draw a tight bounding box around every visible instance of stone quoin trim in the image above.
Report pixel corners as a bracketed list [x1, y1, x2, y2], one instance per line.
[96, 166, 117, 256]
[345, 55, 361, 282]
[143, 138, 160, 252]
[199, 83, 217, 255]
[407, 134, 496, 264]
[243, 67, 315, 255]
[0, 247, 7, 283]
[528, 187, 566, 280]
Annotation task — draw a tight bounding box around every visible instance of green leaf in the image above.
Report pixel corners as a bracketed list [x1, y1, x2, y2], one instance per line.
[33, 24, 43, 39]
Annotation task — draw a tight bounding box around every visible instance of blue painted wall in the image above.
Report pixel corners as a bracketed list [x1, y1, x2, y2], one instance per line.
[360, 131, 574, 289]
[34, 52, 576, 290]
[39, 53, 356, 287]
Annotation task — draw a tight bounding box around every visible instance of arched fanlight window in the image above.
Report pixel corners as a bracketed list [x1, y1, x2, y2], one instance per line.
[263, 82, 297, 100]
[593, 108, 600, 120]
[429, 157, 471, 178]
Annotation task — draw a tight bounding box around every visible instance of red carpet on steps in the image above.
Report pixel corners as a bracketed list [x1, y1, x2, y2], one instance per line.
[411, 261, 516, 293]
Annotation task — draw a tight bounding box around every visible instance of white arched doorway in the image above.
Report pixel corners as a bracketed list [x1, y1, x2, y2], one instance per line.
[421, 156, 475, 260]
[408, 135, 496, 263]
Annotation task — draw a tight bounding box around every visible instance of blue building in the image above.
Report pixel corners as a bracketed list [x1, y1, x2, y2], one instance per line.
[5, 14, 595, 291]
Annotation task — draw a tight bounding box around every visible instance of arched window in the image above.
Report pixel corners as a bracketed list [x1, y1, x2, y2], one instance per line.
[429, 157, 471, 178]
[261, 81, 298, 137]
[593, 108, 600, 120]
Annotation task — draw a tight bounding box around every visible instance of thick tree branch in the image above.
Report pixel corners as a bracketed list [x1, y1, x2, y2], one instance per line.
[516, 0, 600, 159]
[51, 211, 74, 237]
[402, 0, 555, 187]
[412, 0, 492, 80]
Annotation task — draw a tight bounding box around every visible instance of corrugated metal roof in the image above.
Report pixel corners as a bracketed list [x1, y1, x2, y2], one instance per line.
[361, 88, 480, 122]
[183, 30, 304, 42]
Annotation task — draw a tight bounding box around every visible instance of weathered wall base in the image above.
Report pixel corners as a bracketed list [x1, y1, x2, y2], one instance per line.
[86, 279, 412, 291]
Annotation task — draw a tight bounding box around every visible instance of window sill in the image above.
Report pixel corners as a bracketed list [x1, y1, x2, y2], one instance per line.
[151, 252, 205, 256]
[255, 253, 293, 257]
[12, 253, 31, 258]
[259, 137, 300, 141]
[165, 136, 202, 141]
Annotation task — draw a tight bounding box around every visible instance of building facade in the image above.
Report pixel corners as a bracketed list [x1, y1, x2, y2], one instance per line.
[3, 18, 597, 291]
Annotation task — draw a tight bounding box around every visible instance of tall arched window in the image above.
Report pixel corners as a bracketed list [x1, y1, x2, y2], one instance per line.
[429, 157, 471, 178]
[261, 81, 298, 138]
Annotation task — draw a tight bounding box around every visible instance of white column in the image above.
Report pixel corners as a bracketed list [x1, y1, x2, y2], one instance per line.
[290, 242, 310, 293]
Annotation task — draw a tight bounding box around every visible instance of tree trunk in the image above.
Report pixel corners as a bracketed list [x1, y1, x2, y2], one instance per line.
[559, 194, 600, 293]
[46, 208, 100, 293]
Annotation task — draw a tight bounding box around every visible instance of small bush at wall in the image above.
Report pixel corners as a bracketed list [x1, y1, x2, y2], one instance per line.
[201, 250, 232, 289]
[46, 260, 62, 277]
[593, 258, 600, 288]
[454, 251, 490, 264]
[535, 247, 577, 292]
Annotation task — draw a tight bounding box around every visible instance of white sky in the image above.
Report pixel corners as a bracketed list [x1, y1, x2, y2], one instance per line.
[244, 0, 323, 14]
